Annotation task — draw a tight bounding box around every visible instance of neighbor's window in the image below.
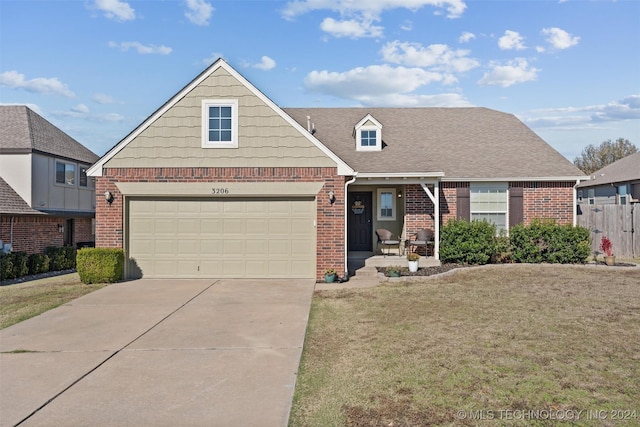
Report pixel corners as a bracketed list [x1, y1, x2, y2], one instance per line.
[577, 190, 583, 202]
[470, 183, 508, 234]
[202, 99, 238, 148]
[79, 167, 88, 187]
[56, 162, 76, 185]
[588, 189, 595, 205]
[618, 184, 628, 205]
[377, 188, 396, 221]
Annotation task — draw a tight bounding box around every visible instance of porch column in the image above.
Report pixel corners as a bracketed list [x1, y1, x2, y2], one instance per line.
[420, 182, 440, 260]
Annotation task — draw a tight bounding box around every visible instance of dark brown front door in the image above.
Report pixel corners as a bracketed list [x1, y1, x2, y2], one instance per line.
[348, 192, 372, 251]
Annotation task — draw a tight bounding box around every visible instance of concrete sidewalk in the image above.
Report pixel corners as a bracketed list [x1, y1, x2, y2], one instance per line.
[0, 279, 314, 427]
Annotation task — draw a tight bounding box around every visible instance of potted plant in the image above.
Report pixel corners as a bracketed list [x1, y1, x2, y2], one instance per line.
[599, 236, 615, 266]
[407, 252, 420, 272]
[324, 268, 337, 283]
[387, 265, 402, 277]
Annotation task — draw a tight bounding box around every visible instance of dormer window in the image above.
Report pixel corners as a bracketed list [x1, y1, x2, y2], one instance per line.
[354, 114, 382, 152]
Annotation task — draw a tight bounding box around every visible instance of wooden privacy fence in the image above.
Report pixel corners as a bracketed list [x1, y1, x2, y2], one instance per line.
[577, 204, 640, 258]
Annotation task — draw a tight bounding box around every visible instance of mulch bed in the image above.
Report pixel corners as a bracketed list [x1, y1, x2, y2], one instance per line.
[0, 269, 76, 287]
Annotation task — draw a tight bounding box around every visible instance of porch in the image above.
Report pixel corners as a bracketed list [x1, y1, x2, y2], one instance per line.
[347, 251, 441, 278]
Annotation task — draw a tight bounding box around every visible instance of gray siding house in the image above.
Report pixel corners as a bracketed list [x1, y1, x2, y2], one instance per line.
[576, 152, 640, 206]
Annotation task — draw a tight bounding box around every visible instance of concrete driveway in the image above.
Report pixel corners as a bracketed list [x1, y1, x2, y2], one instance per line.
[0, 278, 315, 427]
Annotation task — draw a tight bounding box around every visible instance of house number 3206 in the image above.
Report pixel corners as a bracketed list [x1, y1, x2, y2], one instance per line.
[212, 188, 230, 194]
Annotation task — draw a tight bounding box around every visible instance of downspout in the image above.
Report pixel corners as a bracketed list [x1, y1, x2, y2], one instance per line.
[344, 173, 358, 278]
[10, 216, 14, 250]
[573, 179, 580, 227]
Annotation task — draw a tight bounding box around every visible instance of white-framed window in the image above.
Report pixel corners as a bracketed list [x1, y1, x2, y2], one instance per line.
[618, 184, 628, 205]
[56, 162, 76, 185]
[377, 188, 396, 221]
[588, 189, 595, 205]
[354, 114, 382, 152]
[470, 183, 508, 234]
[202, 99, 238, 148]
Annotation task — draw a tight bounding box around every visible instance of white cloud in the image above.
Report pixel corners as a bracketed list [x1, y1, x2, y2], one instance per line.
[542, 27, 580, 50]
[184, 0, 214, 26]
[108, 41, 172, 55]
[72, 104, 90, 114]
[478, 58, 539, 87]
[0, 71, 75, 97]
[459, 31, 475, 43]
[381, 40, 479, 73]
[498, 30, 526, 50]
[304, 64, 445, 101]
[92, 93, 115, 104]
[525, 95, 639, 129]
[253, 56, 277, 70]
[320, 17, 383, 38]
[400, 20, 413, 31]
[93, 0, 135, 22]
[282, 0, 467, 20]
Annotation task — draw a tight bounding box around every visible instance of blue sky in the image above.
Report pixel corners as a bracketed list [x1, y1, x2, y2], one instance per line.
[1, 0, 638, 161]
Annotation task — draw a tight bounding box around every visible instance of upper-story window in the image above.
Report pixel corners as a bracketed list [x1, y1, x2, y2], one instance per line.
[202, 99, 238, 148]
[354, 114, 382, 152]
[56, 162, 75, 185]
[79, 167, 88, 187]
[618, 184, 628, 205]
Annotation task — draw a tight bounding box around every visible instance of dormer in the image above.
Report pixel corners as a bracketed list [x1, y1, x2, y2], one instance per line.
[354, 114, 382, 152]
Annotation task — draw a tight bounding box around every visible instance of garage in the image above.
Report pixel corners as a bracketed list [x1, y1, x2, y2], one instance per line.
[126, 197, 317, 279]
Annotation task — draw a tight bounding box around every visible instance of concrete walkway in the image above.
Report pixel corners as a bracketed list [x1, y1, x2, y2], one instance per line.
[0, 279, 315, 427]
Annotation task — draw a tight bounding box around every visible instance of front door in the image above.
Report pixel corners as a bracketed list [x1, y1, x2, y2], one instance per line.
[348, 192, 372, 251]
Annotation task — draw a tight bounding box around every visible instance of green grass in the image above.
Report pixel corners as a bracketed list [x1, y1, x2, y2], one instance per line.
[290, 264, 640, 426]
[0, 273, 106, 329]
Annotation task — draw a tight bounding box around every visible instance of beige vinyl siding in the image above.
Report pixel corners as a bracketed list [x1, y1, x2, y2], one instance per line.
[106, 67, 335, 169]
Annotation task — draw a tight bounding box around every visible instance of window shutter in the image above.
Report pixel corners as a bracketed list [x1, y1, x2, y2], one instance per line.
[509, 187, 523, 228]
[456, 187, 470, 220]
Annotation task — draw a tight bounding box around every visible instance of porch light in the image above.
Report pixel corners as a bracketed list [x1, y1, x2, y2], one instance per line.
[104, 191, 114, 204]
[328, 190, 336, 204]
[57, 224, 63, 233]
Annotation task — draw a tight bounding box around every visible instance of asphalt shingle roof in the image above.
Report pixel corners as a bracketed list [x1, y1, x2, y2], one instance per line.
[0, 177, 43, 215]
[576, 151, 640, 188]
[285, 107, 584, 179]
[0, 105, 98, 164]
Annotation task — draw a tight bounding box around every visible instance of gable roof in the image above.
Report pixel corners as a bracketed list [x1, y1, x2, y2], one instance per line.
[576, 151, 640, 188]
[285, 107, 585, 180]
[0, 106, 99, 164]
[87, 59, 354, 177]
[0, 177, 44, 215]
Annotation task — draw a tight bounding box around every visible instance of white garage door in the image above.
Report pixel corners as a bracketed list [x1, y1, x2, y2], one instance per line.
[127, 198, 316, 278]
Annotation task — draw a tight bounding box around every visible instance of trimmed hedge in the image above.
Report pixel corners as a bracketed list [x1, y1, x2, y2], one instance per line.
[440, 218, 497, 265]
[28, 253, 50, 275]
[45, 246, 76, 271]
[510, 219, 590, 264]
[0, 252, 29, 280]
[76, 248, 124, 284]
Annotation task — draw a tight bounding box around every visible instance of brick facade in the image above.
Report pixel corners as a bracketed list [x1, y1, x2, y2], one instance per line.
[404, 181, 575, 238]
[0, 216, 93, 254]
[96, 167, 346, 280]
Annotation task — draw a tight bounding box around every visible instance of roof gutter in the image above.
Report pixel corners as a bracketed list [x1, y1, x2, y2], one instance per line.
[441, 176, 588, 182]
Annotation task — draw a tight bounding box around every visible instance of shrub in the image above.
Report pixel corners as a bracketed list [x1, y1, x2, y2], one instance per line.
[0, 253, 15, 280]
[11, 252, 29, 278]
[440, 218, 496, 265]
[76, 248, 124, 284]
[28, 253, 50, 275]
[510, 219, 590, 264]
[45, 246, 76, 271]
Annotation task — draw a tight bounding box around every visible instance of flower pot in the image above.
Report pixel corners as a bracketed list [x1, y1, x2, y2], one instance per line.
[604, 256, 616, 266]
[324, 273, 337, 283]
[408, 260, 419, 272]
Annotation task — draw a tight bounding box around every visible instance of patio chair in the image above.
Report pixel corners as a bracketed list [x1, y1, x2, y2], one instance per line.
[406, 228, 435, 256]
[375, 229, 401, 257]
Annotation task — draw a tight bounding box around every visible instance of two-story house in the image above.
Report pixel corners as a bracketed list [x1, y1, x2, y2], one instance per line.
[0, 105, 99, 254]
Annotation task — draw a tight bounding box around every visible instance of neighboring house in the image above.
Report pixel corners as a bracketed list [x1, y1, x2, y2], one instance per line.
[576, 152, 640, 206]
[0, 106, 99, 254]
[88, 59, 585, 281]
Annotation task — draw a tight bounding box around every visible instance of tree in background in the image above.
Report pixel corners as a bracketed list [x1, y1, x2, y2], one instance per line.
[573, 138, 637, 175]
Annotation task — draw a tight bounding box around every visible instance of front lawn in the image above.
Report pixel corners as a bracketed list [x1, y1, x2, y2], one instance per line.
[0, 273, 106, 329]
[290, 264, 640, 426]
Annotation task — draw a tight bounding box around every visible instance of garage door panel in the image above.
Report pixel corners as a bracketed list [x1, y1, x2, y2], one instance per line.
[128, 198, 316, 279]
